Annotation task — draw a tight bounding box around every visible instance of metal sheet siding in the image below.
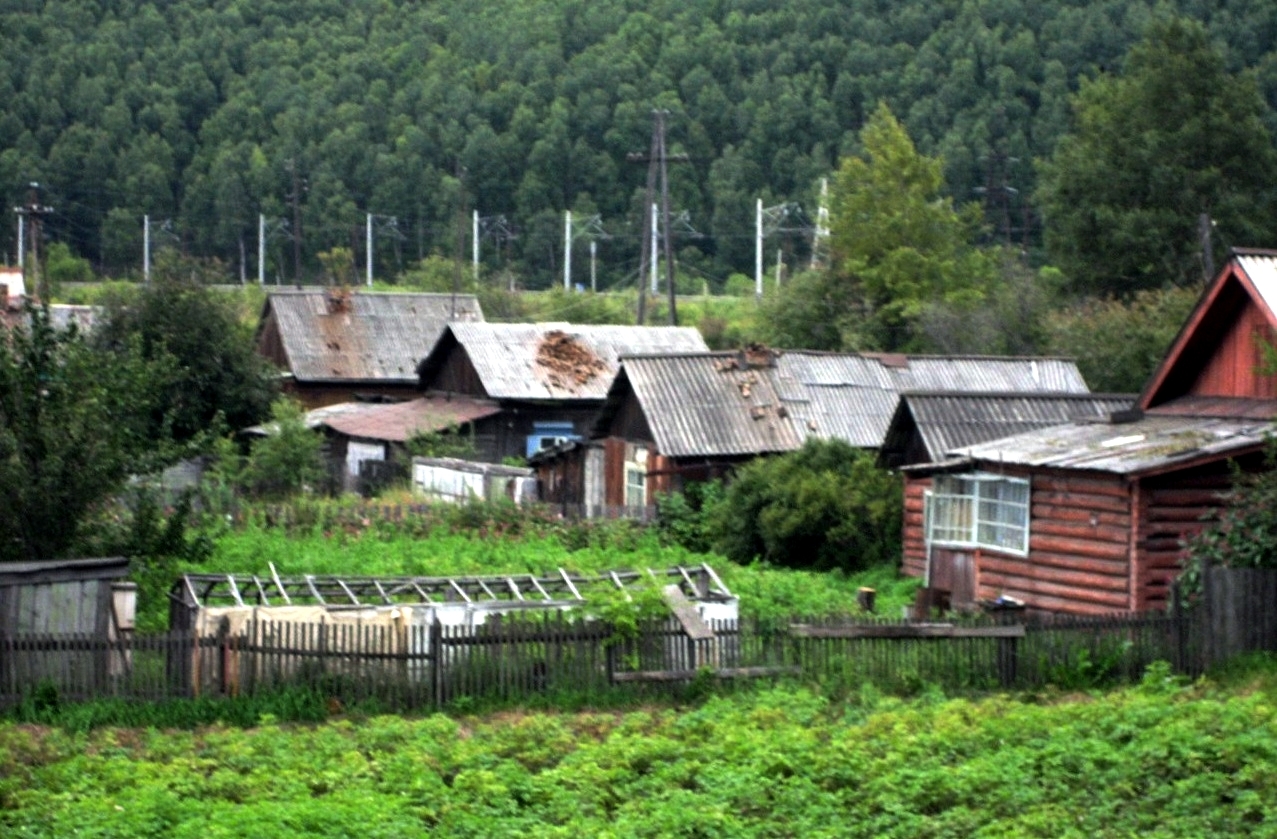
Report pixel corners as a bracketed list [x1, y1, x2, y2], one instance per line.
[267, 291, 483, 383]
[449, 323, 708, 401]
[1238, 253, 1277, 317]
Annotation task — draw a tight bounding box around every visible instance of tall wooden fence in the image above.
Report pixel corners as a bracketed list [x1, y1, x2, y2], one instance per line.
[1, 565, 1272, 710]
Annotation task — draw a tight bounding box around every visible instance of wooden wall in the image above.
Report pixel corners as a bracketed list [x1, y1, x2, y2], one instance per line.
[902, 476, 929, 579]
[1190, 297, 1277, 399]
[982, 472, 1134, 615]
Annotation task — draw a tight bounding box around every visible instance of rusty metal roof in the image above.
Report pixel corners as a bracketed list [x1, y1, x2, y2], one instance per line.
[596, 350, 1092, 457]
[944, 414, 1273, 475]
[316, 396, 501, 443]
[888, 392, 1137, 463]
[262, 289, 483, 383]
[420, 322, 708, 401]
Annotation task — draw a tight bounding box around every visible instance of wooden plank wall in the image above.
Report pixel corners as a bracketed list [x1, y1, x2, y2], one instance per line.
[1190, 298, 1277, 399]
[1136, 465, 1234, 611]
[980, 473, 1133, 615]
[901, 476, 930, 579]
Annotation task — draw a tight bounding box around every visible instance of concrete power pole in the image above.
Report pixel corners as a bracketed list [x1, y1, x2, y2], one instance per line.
[143, 214, 151, 282]
[15, 184, 52, 299]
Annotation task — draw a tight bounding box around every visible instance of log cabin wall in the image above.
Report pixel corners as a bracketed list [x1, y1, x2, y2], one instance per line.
[1134, 452, 1266, 611]
[902, 475, 930, 579]
[980, 471, 1134, 615]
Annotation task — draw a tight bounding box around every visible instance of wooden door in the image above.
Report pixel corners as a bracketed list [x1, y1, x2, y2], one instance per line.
[929, 547, 976, 609]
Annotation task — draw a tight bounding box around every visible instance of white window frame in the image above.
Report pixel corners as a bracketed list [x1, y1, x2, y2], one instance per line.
[624, 447, 648, 509]
[928, 473, 1029, 556]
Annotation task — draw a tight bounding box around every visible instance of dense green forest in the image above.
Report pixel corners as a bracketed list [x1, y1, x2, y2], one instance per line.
[3, 0, 1277, 289]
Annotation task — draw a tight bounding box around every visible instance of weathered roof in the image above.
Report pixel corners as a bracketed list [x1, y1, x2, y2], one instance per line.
[419, 322, 708, 401]
[1148, 394, 1277, 420]
[0, 557, 130, 586]
[945, 414, 1273, 476]
[889, 392, 1137, 463]
[318, 396, 501, 443]
[262, 289, 483, 383]
[1236, 250, 1277, 317]
[596, 350, 1093, 457]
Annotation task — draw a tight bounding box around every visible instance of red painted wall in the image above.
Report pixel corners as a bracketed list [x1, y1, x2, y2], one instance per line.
[1190, 298, 1277, 399]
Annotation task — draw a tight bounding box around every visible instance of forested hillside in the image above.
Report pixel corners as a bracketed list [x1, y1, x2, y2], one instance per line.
[3, 0, 1276, 288]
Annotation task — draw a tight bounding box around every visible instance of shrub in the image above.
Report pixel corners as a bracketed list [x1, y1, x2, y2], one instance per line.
[708, 439, 902, 572]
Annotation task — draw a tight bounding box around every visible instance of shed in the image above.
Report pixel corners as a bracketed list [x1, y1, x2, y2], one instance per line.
[411, 457, 537, 504]
[0, 557, 135, 696]
[901, 250, 1277, 614]
[255, 289, 484, 408]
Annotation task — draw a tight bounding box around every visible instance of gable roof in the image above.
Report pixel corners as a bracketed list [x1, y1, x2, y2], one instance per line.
[417, 322, 709, 401]
[260, 289, 483, 384]
[595, 350, 1092, 458]
[883, 391, 1137, 465]
[1141, 249, 1277, 411]
[243, 395, 501, 443]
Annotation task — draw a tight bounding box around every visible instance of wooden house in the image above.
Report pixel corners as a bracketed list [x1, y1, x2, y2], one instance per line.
[901, 250, 1277, 614]
[255, 289, 484, 408]
[416, 322, 708, 464]
[563, 348, 1091, 516]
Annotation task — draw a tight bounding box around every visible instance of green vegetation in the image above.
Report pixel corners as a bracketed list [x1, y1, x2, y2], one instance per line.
[707, 440, 903, 573]
[3, 668, 1276, 837]
[5, 0, 1277, 293]
[0, 303, 169, 561]
[1038, 17, 1277, 294]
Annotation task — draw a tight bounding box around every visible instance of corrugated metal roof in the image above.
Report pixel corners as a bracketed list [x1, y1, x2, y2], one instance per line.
[438, 322, 708, 401]
[1237, 251, 1277, 317]
[952, 414, 1273, 475]
[900, 392, 1136, 461]
[865, 353, 1090, 393]
[265, 290, 483, 383]
[601, 350, 1092, 457]
[612, 353, 805, 457]
[318, 396, 501, 443]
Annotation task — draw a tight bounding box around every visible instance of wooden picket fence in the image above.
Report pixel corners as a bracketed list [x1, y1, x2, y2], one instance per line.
[3, 563, 1274, 710]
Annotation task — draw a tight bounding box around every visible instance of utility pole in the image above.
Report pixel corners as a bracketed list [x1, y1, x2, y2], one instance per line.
[365, 213, 373, 286]
[286, 160, 304, 282]
[628, 110, 689, 325]
[755, 199, 763, 299]
[15, 183, 52, 300]
[258, 214, 266, 285]
[811, 178, 830, 270]
[1199, 213, 1216, 285]
[143, 214, 151, 282]
[472, 210, 480, 282]
[15, 211, 24, 270]
[564, 210, 572, 290]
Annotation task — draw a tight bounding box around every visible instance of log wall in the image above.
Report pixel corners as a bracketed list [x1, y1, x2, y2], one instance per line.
[979, 472, 1134, 616]
[901, 476, 930, 579]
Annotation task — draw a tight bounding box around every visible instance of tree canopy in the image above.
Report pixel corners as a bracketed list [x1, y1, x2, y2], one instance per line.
[1037, 16, 1277, 295]
[2, 0, 1276, 292]
[0, 305, 166, 561]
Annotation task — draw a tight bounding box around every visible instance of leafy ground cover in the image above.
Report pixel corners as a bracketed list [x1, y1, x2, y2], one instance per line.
[191, 523, 917, 624]
[3, 667, 1275, 838]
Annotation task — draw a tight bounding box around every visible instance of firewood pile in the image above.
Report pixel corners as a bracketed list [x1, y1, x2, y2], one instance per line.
[536, 330, 606, 391]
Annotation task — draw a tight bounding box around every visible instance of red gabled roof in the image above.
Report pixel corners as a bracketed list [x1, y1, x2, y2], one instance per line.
[1140, 249, 1277, 412]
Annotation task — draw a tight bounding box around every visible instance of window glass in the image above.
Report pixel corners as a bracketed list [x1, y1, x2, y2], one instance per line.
[927, 474, 1029, 554]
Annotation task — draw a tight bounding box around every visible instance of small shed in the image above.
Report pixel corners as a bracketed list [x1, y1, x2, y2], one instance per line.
[0, 557, 135, 696]
[411, 456, 537, 504]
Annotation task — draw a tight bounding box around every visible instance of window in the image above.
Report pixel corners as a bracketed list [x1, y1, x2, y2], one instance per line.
[526, 421, 580, 458]
[928, 473, 1029, 554]
[624, 447, 648, 509]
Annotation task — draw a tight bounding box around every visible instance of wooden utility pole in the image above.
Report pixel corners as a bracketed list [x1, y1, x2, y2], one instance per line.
[286, 160, 303, 282]
[15, 183, 53, 300]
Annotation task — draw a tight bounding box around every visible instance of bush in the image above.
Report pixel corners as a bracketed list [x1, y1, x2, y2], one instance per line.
[708, 439, 902, 572]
